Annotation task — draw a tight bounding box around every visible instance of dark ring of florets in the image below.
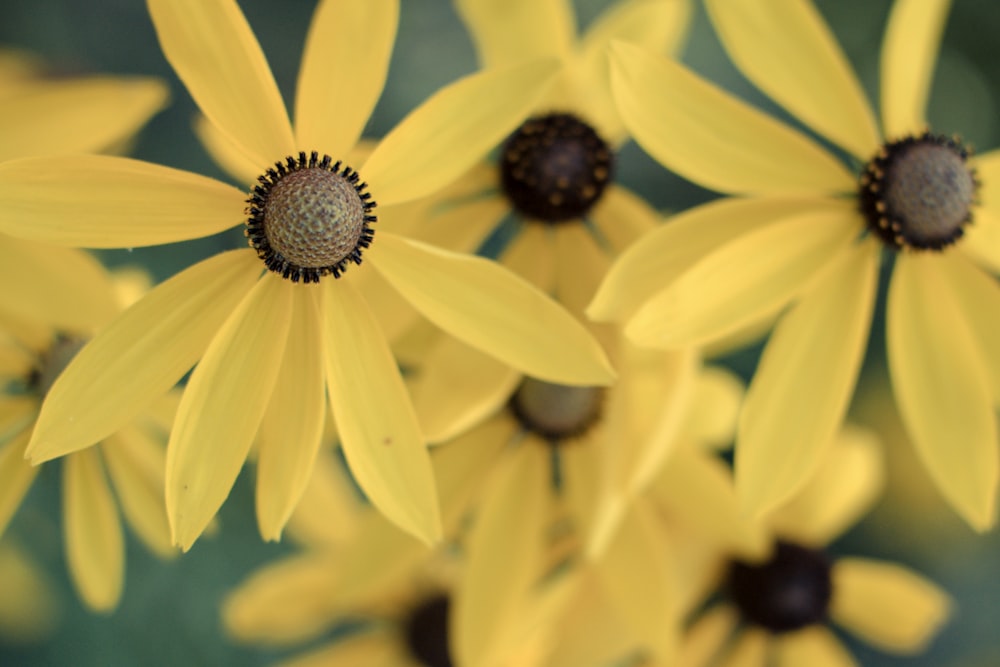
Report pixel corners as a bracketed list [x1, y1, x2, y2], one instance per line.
[245, 150, 376, 283]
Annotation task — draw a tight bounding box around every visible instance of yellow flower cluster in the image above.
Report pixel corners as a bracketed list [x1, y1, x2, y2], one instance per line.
[0, 0, 992, 665]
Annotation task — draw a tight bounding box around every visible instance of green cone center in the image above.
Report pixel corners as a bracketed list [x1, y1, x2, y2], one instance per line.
[510, 377, 603, 441]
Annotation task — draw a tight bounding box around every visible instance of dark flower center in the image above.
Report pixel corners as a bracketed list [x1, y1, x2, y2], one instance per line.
[30, 335, 87, 398]
[500, 112, 612, 223]
[859, 132, 977, 250]
[403, 594, 453, 667]
[508, 377, 604, 443]
[246, 151, 376, 282]
[728, 541, 833, 633]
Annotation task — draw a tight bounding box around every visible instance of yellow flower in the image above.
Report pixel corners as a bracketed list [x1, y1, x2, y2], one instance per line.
[594, 0, 1000, 528]
[0, 0, 616, 550]
[0, 539, 60, 643]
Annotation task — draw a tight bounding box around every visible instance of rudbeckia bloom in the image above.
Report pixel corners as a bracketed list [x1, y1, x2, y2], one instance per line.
[594, 0, 1000, 528]
[0, 0, 615, 549]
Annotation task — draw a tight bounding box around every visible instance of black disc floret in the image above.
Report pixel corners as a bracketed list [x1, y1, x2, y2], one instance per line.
[403, 594, 453, 667]
[246, 150, 376, 283]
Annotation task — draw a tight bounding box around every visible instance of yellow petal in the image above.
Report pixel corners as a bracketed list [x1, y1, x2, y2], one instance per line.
[193, 114, 261, 186]
[589, 196, 839, 322]
[278, 631, 400, 667]
[455, 444, 551, 667]
[167, 274, 291, 550]
[501, 223, 556, 293]
[626, 207, 859, 348]
[887, 253, 998, 529]
[737, 241, 878, 517]
[370, 231, 615, 385]
[102, 428, 173, 559]
[831, 558, 951, 653]
[0, 397, 35, 441]
[295, 0, 398, 157]
[610, 41, 855, 195]
[0, 155, 245, 247]
[63, 448, 124, 612]
[454, 0, 574, 69]
[705, 0, 879, 160]
[880, 0, 952, 139]
[284, 451, 363, 547]
[410, 335, 520, 444]
[256, 287, 326, 541]
[973, 149, 1000, 223]
[675, 606, 739, 667]
[720, 629, 768, 667]
[28, 250, 261, 463]
[589, 184, 659, 256]
[0, 77, 167, 161]
[0, 238, 117, 333]
[684, 366, 745, 448]
[418, 195, 509, 255]
[767, 425, 884, 547]
[963, 207, 1000, 274]
[147, 0, 295, 167]
[773, 627, 858, 667]
[0, 341, 33, 379]
[0, 541, 59, 643]
[349, 255, 420, 345]
[363, 59, 560, 206]
[553, 224, 610, 316]
[0, 430, 36, 536]
[322, 279, 441, 544]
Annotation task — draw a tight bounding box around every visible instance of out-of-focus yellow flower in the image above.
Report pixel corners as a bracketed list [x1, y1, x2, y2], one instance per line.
[595, 0, 1000, 531]
[0, 539, 60, 643]
[0, 0, 616, 551]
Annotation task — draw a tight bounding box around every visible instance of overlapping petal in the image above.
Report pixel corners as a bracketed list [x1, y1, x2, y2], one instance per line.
[0, 431, 35, 536]
[774, 627, 858, 667]
[454, 0, 574, 69]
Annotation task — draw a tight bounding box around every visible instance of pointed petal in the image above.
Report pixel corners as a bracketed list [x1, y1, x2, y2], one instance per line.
[705, 0, 879, 160]
[102, 428, 173, 559]
[0, 77, 167, 161]
[295, 0, 398, 157]
[610, 41, 855, 195]
[28, 250, 261, 463]
[831, 558, 951, 653]
[256, 287, 326, 541]
[881, 0, 952, 139]
[0, 430, 35, 536]
[768, 425, 884, 546]
[589, 197, 843, 321]
[454, 0, 574, 69]
[737, 241, 877, 517]
[626, 208, 859, 347]
[455, 444, 551, 667]
[363, 59, 560, 206]
[193, 114, 261, 186]
[773, 627, 858, 667]
[887, 253, 998, 529]
[167, 274, 291, 550]
[0, 239, 117, 333]
[411, 335, 520, 444]
[147, 0, 294, 167]
[284, 451, 363, 547]
[322, 279, 441, 544]
[63, 448, 124, 612]
[370, 231, 614, 385]
[0, 155, 245, 247]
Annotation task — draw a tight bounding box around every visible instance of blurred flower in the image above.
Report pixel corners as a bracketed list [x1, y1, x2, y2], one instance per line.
[0, 539, 60, 643]
[595, 0, 1000, 529]
[0, 0, 616, 550]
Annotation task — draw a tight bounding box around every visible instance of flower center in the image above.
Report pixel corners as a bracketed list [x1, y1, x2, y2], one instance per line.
[727, 541, 832, 633]
[246, 151, 376, 282]
[509, 377, 604, 442]
[403, 594, 453, 667]
[500, 112, 612, 223]
[859, 132, 977, 250]
[31, 336, 87, 398]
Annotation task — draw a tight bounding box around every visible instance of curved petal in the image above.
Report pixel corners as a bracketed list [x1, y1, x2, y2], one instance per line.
[454, 0, 574, 69]
[411, 335, 520, 444]
[322, 279, 441, 545]
[737, 241, 877, 518]
[831, 558, 951, 653]
[63, 448, 124, 612]
[295, 0, 398, 157]
[455, 444, 551, 667]
[685, 366, 745, 448]
[705, 0, 879, 160]
[370, 231, 614, 385]
[0, 239, 117, 333]
[626, 207, 859, 348]
[773, 627, 858, 667]
[284, 451, 363, 547]
[0, 430, 35, 537]
[589, 196, 840, 321]
[610, 41, 855, 195]
[147, 0, 295, 167]
[193, 114, 261, 186]
[256, 287, 326, 541]
[166, 274, 291, 550]
[0, 77, 167, 161]
[363, 59, 560, 206]
[0, 155, 245, 247]
[27, 250, 262, 463]
[880, 0, 952, 139]
[887, 253, 998, 529]
[590, 184, 659, 255]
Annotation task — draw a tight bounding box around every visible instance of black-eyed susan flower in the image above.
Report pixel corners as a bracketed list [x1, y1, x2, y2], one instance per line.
[594, 0, 1000, 529]
[0, 0, 616, 550]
